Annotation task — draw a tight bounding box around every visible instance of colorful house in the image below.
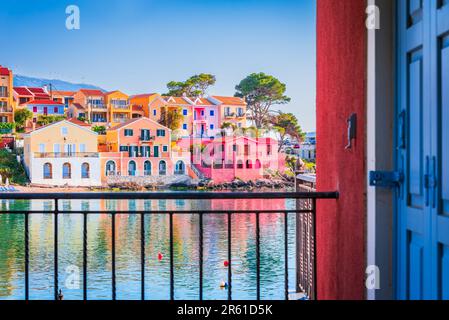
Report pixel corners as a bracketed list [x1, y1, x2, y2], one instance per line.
[129, 93, 158, 118]
[51, 90, 75, 109]
[147, 95, 193, 135]
[13, 86, 51, 106]
[190, 97, 219, 138]
[72, 89, 106, 125]
[24, 99, 65, 122]
[104, 90, 131, 126]
[0, 65, 14, 124]
[190, 136, 282, 183]
[100, 117, 173, 181]
[23, 119, 101, 186]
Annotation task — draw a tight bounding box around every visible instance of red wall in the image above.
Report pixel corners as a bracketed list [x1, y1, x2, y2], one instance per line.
[316, 0, 367, 300]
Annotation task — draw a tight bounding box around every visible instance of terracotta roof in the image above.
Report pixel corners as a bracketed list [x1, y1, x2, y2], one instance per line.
[164, 96, 190, 105]
[52, 90, 75, 96]
[79, 89, 104, 96]
[192, 97, 213, 106]
[14, 87, 33, 96]
[210, 96, 246, 106]
[28, 87, 47, 94]
[0, 66, 11, 76]
[67, 118, 91, 127]
[26, 99, 64, 106]
[130, 93, 156, 99]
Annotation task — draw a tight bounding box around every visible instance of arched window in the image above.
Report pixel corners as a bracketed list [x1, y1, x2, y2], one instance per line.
[246, 160, 253, 169]
[175, 161, 185, 175]
[159, 160, 167, 176]
[105, 161, 116, 176]
[43, 163, 52, 179]
[144, 161, 152, 176]
[237, 160, 244, 169]
[62, 163, 71, 179]
[255, 159, 261, 169]
[81, 163, 90, 179]
[128, 160, 137, 176]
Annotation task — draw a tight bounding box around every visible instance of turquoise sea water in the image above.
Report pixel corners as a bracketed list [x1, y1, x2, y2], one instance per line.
[0, 197, 296, 300]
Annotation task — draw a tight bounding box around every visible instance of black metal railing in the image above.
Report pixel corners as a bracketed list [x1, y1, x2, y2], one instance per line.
[0, 191, 338, 301]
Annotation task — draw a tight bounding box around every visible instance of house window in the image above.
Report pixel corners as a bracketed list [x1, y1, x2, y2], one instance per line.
[153, 109, 157, 116]
[183, 124, 187, 130]
[267, 144, 272, 156]
[43, 163, 52, 179]
[162, 145, 168, 152]
[39, 144, 45, 153]
[124, 129, 133, 136]
[144, 161, 152, 176]
[54, 107, 58, 113]
[157, 129, 166, 137]
[33, 107, 37, 113]
[210, 124, 214, 130]
[210, 110, 215, 116]
[128, 160, 137, 176]
[62, 163, 71, 179]
[61, 127, 68, 136]
[81, 163, 90, 179]
[183, 109, 188, 116]
[80, 144, 86, 153]
[159, 160, 167, 176]
[119, 145, 129, 152]
[105, 161, 116, 176]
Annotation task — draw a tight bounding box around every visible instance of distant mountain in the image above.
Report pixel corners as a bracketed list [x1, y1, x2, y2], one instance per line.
[13, 75, 105, 92]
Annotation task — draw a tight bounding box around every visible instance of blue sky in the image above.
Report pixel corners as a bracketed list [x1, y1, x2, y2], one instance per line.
[0, 0, 316, 131]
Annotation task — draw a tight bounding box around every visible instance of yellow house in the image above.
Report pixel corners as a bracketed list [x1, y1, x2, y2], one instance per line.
[147, 95, 193, 135]
[0, 65, 14, 124]
[23, 119, 101, 186]
[104, 90, 131, 127]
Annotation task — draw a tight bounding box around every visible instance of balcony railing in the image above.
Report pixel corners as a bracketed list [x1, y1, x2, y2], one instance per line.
[88, 103, 107, 109]
[139, 136, 155, 142]
[0, 191, 338, 301]
[0, 107, 13, 113]
[34, 152, 100, 158]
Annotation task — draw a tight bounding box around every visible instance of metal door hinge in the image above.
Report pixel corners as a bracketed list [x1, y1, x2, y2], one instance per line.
[369, 171, 404, 188]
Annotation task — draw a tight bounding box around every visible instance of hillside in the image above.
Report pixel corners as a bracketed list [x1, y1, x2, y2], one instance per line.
[14, 75, 105, 92]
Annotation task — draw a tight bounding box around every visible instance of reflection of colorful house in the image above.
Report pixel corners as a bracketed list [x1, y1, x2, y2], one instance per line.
[0, 65, 14, 124]
[23, 119, 101, 186]
[191, 136, 282, 183]
[100, 117, 174, 181]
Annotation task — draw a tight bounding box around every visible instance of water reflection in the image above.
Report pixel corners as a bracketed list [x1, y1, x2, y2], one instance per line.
[0, 198, 296, 300]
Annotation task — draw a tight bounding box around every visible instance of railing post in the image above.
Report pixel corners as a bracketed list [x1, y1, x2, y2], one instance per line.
[111, 212, 116, 300]
[83, 212, 87, 301]
[284, 211, 289, 301]
[312, 198, 317, 300]
[256, 212, 260, 300]
[54, 199, 59, 300]
[169, 212, 174, 301]
[141, 212, 145, 301]
[227, 212, 232, 301]
[199, 213, 203, 301]
[24, 212, 29, 301]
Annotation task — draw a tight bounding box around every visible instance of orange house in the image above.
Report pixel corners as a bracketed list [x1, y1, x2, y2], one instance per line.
[104, 90, 132, 127]
[100, 117, 173, 181]
[129, 93, 158, 118]
[72, 89, 107, 126]
[147, 95, 193, 135]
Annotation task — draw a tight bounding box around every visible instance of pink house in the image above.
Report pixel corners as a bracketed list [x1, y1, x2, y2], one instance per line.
[189, 136, 284, 183]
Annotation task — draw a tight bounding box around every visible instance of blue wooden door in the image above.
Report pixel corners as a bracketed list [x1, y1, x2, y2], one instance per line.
[396, 0, 449, 300]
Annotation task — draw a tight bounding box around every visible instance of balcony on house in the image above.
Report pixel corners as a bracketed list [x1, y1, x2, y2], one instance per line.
[88, 102, 107, 110]
[113, 115, 130, 123]
[111, 100, 130, 109]
[0, 105, 13, 113]
[34, 152, 100, 158]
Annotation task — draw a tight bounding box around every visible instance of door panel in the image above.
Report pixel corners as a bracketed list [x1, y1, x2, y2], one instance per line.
[435, 2, 449, 299]
[397, 0, 432, 300]
[397, 0, 449, 300]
